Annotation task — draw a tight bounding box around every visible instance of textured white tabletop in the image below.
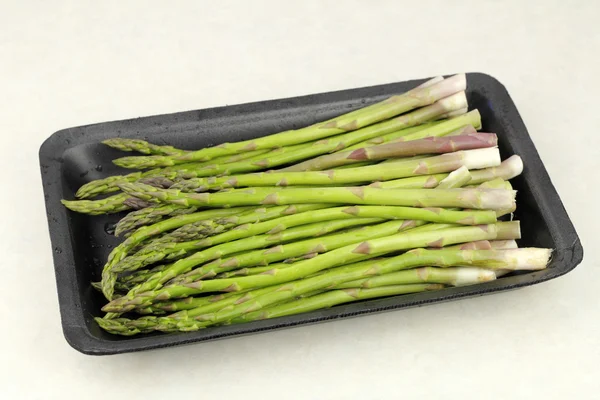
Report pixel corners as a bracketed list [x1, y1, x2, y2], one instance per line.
[1, 1, 598, 398]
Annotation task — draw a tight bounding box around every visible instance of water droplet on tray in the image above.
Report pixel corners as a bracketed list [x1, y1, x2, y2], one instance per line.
[104, 223, 116, 235]
[95, 165, 103, 172]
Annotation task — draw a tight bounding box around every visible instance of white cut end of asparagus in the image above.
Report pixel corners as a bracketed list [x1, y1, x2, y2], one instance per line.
[448, 267, 497, 286]
[440, 166, 471, 186]
[461, 148, 501, 169]
[505, 248, 552, 270]
[488, 240, 518, 249]
[479, 189, 517, 210]
[414, 76, 444, 90]
[437, 91, 468, 113]
[439, 107, 469, 119]
[428, 73, 467, 100]
[457, 248, 552, 271]
[502, 155, 524, 179]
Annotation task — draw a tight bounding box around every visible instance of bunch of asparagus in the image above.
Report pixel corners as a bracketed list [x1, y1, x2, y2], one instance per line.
[61, 74, 552, 336]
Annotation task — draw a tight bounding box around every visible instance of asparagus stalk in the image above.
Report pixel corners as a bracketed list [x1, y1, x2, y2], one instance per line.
[489, 240, 518, 249]
[112, 75, 467, 169]
[335, 266, 497, 289]
[170, 145, 498, 192]
[436, 166, 472, 188]
[117, 204, 335, 270]
[110, 218, 433, 308]
[115, 204, 199, 237]
[379, 155, 523, 190]
[113, 218, 381, 274]
[124, 96, 473, 177]
[158, 203, 498, 283]
[139, 205, 496, 261]
[103, 204, 332, 297]
[102, 222, 519, 312]
[119, 263, 172, 285]
[101, 207, 252, 300]
[119, 183, 515, 213]
[76, 148, 273, 199]
[61, 193, 132, 215]
[97, 284, 444, 335]
[98, 244, 548, 333]
[185, 245, 544, 325]
[469, 155, 524, 184]
[102, 138, 188, 156]
[339, 121, 442, 151]
[438, 107, 468, 119]
[117, 242, 508, 318]
[279, 132, 495, 172]
[230, 284, 446, 324]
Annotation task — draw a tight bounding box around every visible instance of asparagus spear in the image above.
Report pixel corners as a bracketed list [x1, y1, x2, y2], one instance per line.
[99, 244, 548, 333]
[111, 218, 433, 307]
[335, 266, 497, 289]
[103, 204, 329, 298]
[378, 155, 523, 190]
[97, 284, 444, 335]
[112, 75, 467, 169]
[112, 218, 381, 274]
[174, 107, 476, 180]
[123, 202, 498, 279]
[102, 222, 519, 312]
[76, 148, 273, 199]
[170, 146, 498, 192]
[100, 207, 252, 300]
[279, 132, 495, 172]
[119, 263, 172, 285]
[137, 205, 496, 262]
[281, 133, 498, 172]
[117, 204, 334, 268]
[339, 121, 442, 151]
[119, 183, 515, 213]
[183, 245, 544, 325]
[177, 244, 511, 314]
[230, 284, 446, 324]
[117, 238, 513, 317]
[436, 166, 472, 188]
[119, 95, 472, 175]
[115, 204, 199, 237]
[61, 193, 133, 215]
[102, 138, 188, 156]
[469, 155, 524, 184]
[438, 107, 468, 119]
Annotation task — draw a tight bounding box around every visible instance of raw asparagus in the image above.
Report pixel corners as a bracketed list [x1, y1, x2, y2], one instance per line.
[115, 204, 199, 237]
[102, 138, 188, 156]
[170, 146, 497, 192]
[378, 155, 523, 190]
[102, 222, 519, 312]
[112, 75, 467, 169]
[279, 133, 496, 172]
[101, 207, 252, 300]
[127, 96, 473, 176]
[112, 218, 380, 274]
[61, 193, 133, 215]
[119, 184, 515, 212]
[98, 245, 548, 334]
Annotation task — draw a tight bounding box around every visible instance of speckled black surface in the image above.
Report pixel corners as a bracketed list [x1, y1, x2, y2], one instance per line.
[39, 73, 583, 355]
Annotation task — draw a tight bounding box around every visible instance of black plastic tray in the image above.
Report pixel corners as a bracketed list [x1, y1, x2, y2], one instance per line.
[39, 73, 583, 355]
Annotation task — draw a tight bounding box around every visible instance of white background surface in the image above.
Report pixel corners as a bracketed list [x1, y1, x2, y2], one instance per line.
[1, 1, 599, 399]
